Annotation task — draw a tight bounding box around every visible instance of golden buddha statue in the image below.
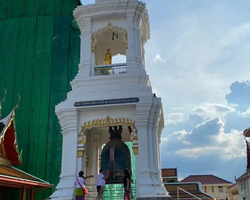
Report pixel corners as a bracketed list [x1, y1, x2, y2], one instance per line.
[103, 48, 112, 65]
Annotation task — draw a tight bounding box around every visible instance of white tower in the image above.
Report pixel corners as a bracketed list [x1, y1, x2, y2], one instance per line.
[50, 0, 170, 199]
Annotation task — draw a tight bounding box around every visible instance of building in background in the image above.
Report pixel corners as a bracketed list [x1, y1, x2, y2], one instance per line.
[162, 169, 213, 200]
[237, 128, 250, 200]
[162, 168, 178, 183]
[181, 175, 233, 200]
[228, 183, 239, 200]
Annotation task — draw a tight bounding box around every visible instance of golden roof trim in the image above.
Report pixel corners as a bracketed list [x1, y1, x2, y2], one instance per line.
[0, 94, 22, 163]
[78, 116, 138, 144]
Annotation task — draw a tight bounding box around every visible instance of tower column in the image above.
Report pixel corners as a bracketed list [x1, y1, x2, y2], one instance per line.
[136, 103, 170, 199]
[74, 17, 92, 83]
[136, 104, 156, 198]
[50, 109, 78, 200]
[147, 100, 162, 195]
[88, 130, 99, 185]
[152, 98, 169, 195]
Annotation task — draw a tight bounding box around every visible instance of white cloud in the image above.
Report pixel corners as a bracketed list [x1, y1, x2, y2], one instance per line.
[238, 109, 250, 118]
[141, 0, 250, 182]
[144, 1, 250, 112]
[176, 129, 244, 160]
[160, 105, 247, 181]
[153, 54, 166, 63]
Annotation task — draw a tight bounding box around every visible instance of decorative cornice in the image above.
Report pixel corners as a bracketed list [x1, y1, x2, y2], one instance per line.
[76, 17, 91, 33]
[73, 1, 146, 26]
[78, 116, 137, 144]
[136, 103, 152, 128]
[56, 109, 77, 135]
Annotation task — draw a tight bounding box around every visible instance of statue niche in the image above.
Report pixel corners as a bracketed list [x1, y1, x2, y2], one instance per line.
[103, 48, 112, 65]
[101, 126, 131, 184]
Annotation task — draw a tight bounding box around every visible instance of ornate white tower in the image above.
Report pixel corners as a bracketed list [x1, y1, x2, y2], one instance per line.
[50, 0, 170, 199]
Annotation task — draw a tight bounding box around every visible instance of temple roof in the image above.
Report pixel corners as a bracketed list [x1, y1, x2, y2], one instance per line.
[0, 108, 22, 166]
[181, 175, 232, 185]
[0, 91, 53, 189]
[0, 165, 53, 188]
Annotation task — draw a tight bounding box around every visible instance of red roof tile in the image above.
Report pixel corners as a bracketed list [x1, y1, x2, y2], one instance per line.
[181, 175, 232, 185]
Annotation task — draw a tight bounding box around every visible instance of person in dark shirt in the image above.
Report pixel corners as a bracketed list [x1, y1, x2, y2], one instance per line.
[123, 168, 131, 200]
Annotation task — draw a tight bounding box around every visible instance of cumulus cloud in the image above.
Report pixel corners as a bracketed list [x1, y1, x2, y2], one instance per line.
[191, 104, 235, 119]
[153, 54, 166, 63]
[223, 81, 250, 132]
[140, 0, 250, 182]
[161, 80, 250, 181]
[161, 113, 245, 182]
[144, 0, 250, 112]
[226, 81, 250, 112]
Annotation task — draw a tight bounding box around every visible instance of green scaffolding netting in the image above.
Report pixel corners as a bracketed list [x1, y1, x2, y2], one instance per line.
[0, 9, 80, 199]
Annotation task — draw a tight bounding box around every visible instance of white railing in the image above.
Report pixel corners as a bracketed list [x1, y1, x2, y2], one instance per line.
[94, 63, 127, 76]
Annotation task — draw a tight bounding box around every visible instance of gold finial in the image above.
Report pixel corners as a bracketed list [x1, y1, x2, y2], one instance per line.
[108, 22, 112, 28]
[0, 89, 7, 120]
[14, 94, 21, 110]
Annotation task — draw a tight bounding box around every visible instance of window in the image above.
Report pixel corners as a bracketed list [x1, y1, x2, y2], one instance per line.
[219, 186, 223, 193]
[212, 186, 214, 193]
[204, 186, 207, 193]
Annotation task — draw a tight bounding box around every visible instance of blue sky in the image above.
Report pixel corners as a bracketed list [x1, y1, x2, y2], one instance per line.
[81, 0, 250, 182]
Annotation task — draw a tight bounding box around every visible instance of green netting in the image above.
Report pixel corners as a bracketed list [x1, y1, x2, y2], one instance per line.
[0, 12, 80, 200]
[103, 142, 137, 200]
[0, 0, 77, 19]
[44, 15, 80, 198]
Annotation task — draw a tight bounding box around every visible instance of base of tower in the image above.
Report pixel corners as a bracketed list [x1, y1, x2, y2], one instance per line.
[137, 197, 172, 200]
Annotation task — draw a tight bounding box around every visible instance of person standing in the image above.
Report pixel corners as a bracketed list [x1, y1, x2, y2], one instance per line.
[123, 168, 131, 200]
[75, 171, 94, 200]
[97, 169, 109, 199]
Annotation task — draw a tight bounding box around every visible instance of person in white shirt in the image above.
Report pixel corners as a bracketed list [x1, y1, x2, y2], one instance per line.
[96, 169, 109, 199]
[75, 171, 94, 200]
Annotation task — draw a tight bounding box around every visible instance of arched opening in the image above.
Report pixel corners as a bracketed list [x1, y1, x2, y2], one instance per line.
[92, 23, 128, 76]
